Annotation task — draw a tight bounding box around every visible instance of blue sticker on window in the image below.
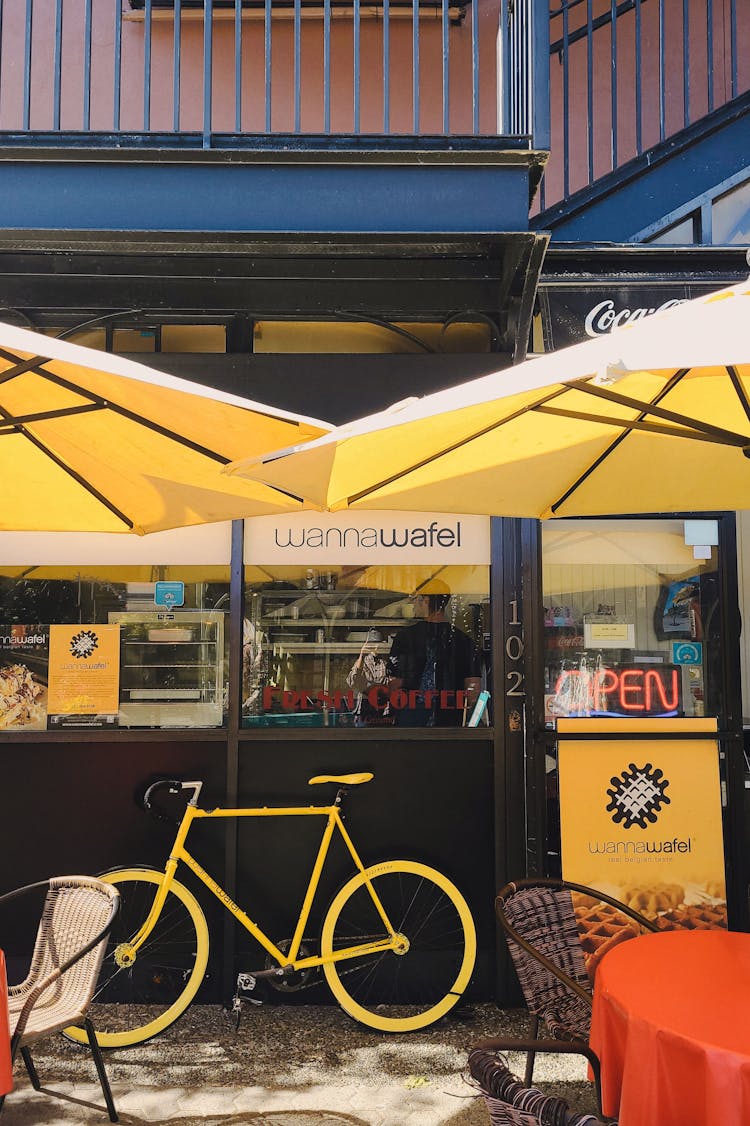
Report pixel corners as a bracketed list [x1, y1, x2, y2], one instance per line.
[154, 581, 185, 609]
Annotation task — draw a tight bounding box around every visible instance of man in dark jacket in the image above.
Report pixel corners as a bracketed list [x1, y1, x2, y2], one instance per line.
[386, 585, 480, 726]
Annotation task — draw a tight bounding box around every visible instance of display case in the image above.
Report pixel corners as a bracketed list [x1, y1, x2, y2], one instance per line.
[108, 611, 225, 727]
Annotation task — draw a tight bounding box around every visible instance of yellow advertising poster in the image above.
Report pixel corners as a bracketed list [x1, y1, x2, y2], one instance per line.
[558, 717, 727, 929]
[47, 624, 120, 720]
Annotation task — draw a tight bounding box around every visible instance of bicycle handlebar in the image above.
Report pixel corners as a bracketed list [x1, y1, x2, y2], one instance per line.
[142, 779, 204, 823]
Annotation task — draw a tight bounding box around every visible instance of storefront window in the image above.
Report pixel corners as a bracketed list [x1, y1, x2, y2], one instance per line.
[0, 527, 231, 731]
[243, 512, 491, 731]
[242, 562, 491, 729]
[540, 518, 724, 877]
[0, 567, 230, 730]
[542, 519, 722, 725]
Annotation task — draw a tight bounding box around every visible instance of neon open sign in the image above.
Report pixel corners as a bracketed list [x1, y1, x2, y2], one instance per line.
[553, 664, 682, 717]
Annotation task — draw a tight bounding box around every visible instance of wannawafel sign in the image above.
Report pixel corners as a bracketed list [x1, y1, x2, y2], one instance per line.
[558, 717, 728, 931]
[245, 511, 491, 565]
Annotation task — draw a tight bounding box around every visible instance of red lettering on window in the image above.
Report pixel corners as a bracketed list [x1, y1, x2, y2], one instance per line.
[262, 686, 279, 709]
[369, 686, 390, 709]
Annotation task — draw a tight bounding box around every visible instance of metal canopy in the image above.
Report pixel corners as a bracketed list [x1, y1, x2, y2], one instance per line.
[0, 230, 549, 362]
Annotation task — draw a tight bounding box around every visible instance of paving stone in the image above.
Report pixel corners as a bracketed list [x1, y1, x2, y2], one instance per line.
[0, 1003, 598, 1124]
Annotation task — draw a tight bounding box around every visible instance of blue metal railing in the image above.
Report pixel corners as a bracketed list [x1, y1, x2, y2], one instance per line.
[0, 0, 548, 147]
[543, 0, 749, 211]
[501, 0, 550, 148]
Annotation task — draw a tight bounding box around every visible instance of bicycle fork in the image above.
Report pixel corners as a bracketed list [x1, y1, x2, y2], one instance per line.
[112, 858, 180, 970]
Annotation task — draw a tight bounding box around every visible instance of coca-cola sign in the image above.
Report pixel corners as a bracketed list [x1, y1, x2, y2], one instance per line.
[539, 284, 719, 349]
[583, 297, 685, 336]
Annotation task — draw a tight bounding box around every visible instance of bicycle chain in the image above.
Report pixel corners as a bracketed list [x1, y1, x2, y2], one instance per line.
[238, 934, 384, 994]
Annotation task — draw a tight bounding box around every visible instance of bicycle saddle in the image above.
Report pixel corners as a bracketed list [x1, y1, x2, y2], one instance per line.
[308, 772, 374, 786]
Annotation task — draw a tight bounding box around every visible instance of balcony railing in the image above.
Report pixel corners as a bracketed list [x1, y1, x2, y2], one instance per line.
[0, 0, 548, 148]
[541, 0, 750, 211]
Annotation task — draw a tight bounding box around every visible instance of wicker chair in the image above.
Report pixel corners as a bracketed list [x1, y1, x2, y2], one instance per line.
[492, 877, 658, 1113]
[0, 876, 120, 1123]
[468, 1047, 608, 1126]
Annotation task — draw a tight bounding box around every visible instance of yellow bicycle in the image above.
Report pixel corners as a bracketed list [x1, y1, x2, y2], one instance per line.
[66, 773, 476, 1048]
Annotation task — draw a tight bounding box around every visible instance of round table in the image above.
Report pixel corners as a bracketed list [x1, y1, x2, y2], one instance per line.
[590, 929, 750, 1126]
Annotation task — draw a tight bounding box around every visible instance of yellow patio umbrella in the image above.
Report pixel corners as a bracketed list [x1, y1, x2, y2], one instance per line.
[0, 321, 330, 534]
[227, 280, 750, 518]
[0, 565, 231, 582]
[337, 562, 488, 595]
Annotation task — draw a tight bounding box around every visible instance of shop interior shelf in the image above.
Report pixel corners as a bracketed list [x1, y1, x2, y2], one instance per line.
[269, 642, 391, 653]
[121, 663, 216, 668]
[262, 618, 405, 627]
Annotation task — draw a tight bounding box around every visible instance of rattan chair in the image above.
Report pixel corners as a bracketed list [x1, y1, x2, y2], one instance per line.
[492, 877, 657, 1113]
[468, 1047, 608, 1126]
[0, 875, 120, 1123]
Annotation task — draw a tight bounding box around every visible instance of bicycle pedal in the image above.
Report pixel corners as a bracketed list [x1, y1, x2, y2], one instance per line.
[235, 972, 264, 1007]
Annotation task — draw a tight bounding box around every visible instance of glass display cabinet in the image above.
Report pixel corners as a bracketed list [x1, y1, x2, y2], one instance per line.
[108, 610, 225, 727]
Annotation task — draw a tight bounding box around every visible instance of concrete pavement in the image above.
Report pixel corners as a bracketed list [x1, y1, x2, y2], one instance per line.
[1, 1002, 598, 1124]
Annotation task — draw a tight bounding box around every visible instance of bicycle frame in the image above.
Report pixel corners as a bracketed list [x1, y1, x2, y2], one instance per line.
[127, 795, 401, 973]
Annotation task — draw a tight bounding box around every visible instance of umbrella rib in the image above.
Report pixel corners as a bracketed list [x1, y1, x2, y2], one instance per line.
[7, 425, 135, 530]
[0, 346, 235, 462]
[0, 402, 103, 432]
[727, 365, 750, 426]
[0, 347, 308, 478]
[0, 364, 307, 508]
[549, 367, 696, 515]
[0, 351, 53, 384]
[0, 363, 136, 528]
[566, 377, 750, 447]
[37, 367, 239, 465]
[344, 384, 572, 505]
[535, 404, 748, 446]
[0, 345, 310, 427]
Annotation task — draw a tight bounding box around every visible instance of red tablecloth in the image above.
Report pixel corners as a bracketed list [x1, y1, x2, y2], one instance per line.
[590, 929, 750, 1126]
[0, 950, 12, 1097]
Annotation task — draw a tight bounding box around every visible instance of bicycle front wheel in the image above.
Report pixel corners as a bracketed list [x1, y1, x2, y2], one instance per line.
[64, 867, 209, 1049]
[321, 860, 476, 1033]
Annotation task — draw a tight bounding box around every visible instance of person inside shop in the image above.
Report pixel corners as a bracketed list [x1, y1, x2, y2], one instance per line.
[346, 628, 393, 727]
[242, 616, 265, 713]
[385, 581, 481, 727]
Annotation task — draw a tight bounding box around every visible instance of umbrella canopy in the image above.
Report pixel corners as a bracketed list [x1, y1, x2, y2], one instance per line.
[227, 280, 750, 518]
[0, 322, 330, 534]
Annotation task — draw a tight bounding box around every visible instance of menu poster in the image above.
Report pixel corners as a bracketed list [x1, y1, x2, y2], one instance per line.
[47, 624, 120, 728]
[0, 624, 49, 730]
[558, 717, 727, 936]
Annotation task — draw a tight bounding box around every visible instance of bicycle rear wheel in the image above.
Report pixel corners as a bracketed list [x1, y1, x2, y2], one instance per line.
[320, 859, 476, 1033]
[64, 867, 209, 1049]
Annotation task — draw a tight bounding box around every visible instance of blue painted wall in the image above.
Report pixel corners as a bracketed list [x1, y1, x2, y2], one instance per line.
[535, 99, 750, 243]
[0, 159, 532, 234]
